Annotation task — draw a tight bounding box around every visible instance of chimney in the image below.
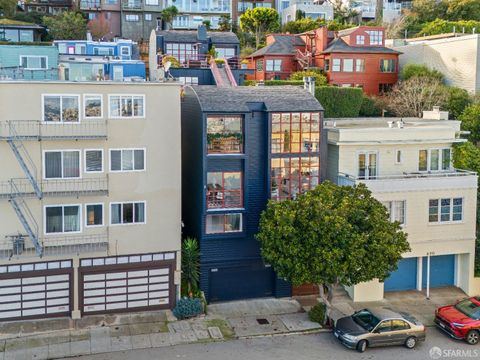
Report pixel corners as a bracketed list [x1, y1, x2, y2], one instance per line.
[422, 106, 449, 120]
[197, 25, 207, 41]
[303, 76, 315, 96]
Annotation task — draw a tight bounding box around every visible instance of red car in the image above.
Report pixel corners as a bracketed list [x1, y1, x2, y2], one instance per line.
[435, 297, 480, 345]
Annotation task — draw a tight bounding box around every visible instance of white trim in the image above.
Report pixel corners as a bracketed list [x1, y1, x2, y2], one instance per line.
[84, 149, 104, 173]
[43, 149, 82, 180]
[109, 148, 146, 173]
[356, 150, 379, 179]
[85, 203, 104, 228]
[107, 94, 146, 119]
[109, 201, 147, 226]
[83, 94, 104, 119]
[428, 197, 464, 224]
[41, 94, 81, 123]
[120, 46, 131, 56]
[44, 204, 82, 236]
[19, 55, 48, 70]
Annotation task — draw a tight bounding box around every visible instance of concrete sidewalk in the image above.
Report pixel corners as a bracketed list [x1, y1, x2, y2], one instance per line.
[0, 299, 323, 360]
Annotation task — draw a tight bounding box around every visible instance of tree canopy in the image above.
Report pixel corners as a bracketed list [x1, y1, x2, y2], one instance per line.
[0, 0, 17, 17]
[240, 7, 280, 49]
[43, 12, 87, 40]
[400, 64, 444, 82]
[460, 104, 480, 145]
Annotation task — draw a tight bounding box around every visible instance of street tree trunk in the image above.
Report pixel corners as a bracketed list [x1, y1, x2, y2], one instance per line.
[318, 283, 333, 325]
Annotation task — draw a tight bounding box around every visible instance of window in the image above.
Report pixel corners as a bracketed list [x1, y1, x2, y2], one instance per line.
[57, 43, 67, 54]
[395, 150, 402, 164]
[271, 112, 320, 154]
[75, 44, 86, 54]
[93, 47, 114, 56]
[356, 35, 365, 45]
[391, 320, 410, 331]
[44, 150, 80, 179]
[271, 156, 320, 201]
[45, 205, 81, 234]
[332, 58, 341, 72]
[125, 14, 139, 21]
[178, 76, 199, 85]
[110, 149, 145, 172]
[145, 0, 158, 4]
[343, 59, 353, 72]
[85, 149, 103, 173]
[382, 200, 406, 225]
[84, 94, 102, 118]
[379, 83, 393, 93]
[145, 13, 152, 21]
[206, 213, 242, 234]
[358, 152, 377, 179]
[85, 203, 103, 227]
[266, 59, 282, 72]
[43, 95, 80, 123]
[355, 59, 365, 72]
[216, 48, 235, 59]
[207, 116, 243, 154]
[207, 172, 242, 209]
[165, 43, 197, 62]
[256, 59, 264, 72]
[366, 30, 383, 45]
[110, 202, 146, 225]
[109, 95, 145, 118]
[429, 198, 463, 223]
[380, 59, 396, 73]
[120, 46, 131, 56]
[375, 320, 392, 333]
[324, 59, 330, 71]
[418, 148, 451, 171]
[20, 56, 47, 70]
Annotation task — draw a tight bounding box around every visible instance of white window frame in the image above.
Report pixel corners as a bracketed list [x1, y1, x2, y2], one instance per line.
[83, 94, 103, 119]
[19, 55, 48, 70]
[108, 94, 146, 119]
[343, 59, 353, 72]
[205, 213, 243, 234]
[84, 149, 104, 173]
[109, 148, 146, 172]
[429, 197, 464, 224]
[42, 94, 81, 123]
[109, 201, 147, 226]
[355, 58, 365, 72]
[43, 149, 82, 179]
[332, 58, 341, 72]
[120, 46, 131, 56]
[265, 59, 282, 72]
[418, 148, 451, 172]
[394, 149, 403, 164]
[356, 35, 365, 45]
[44, 204, 82, 235]
[382, 200, 406, 225]
[356, 150, 378, 179]
[125, 14, 139, 21]
[85, 203, 104, 228]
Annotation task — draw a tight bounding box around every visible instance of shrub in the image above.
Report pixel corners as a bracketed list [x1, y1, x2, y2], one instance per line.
[359, 96, 382, 117]
[315, 86, 364, 118]
[308, 303, 326, 324]
[173, 297, 203, 320]
[446, 86, 472, 119]
[162, 55, 181, 68]
[400, 64, 444, 82]
[289, 70, 327, 85]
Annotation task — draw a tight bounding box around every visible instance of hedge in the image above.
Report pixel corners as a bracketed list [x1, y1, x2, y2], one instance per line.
[244, 80, 304, 86]
[315, 86, 364, 118]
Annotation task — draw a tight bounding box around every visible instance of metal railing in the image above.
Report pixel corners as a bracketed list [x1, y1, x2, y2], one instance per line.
[223, 58, 238, 87]
[0, 67, 59, 81]
[0, 120, 107, 140]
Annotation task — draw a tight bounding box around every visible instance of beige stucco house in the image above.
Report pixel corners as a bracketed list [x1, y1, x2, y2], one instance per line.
[0, 81, 182, 321]
[325, 109, 478, 302]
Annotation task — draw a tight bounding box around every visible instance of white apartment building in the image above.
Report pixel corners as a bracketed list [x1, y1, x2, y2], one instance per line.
[165, 0, 231, 29]
[279, 0, 334, 24]
[325, 109, 478, 302]
[347, 0, 408, 22]
[0, 81, 182, 321]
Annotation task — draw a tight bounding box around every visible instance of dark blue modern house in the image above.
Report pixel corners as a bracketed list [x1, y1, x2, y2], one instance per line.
[181, 85, 326, 302]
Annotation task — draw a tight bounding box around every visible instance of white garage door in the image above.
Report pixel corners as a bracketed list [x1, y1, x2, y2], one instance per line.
[0, 260, 72, 321]
[80, 252, 175, 315]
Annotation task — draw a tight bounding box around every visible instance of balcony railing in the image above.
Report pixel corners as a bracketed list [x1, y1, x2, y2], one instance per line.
[0, 177, 109, 199]
[166, 0, 230, 13]
[122, 0, 142, 9]
[0, 120, 107, 140]
[80, 0, 101, 8]
[0, 233, 109, 259]
[0, 67, 58, 81]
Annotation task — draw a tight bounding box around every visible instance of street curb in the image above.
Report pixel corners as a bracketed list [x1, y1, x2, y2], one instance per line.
[237, 328, 331, 340]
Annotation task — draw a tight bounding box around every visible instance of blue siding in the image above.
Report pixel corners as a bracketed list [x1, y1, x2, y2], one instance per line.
[384, 258, 418, 291]
[422, 255, 455, 288]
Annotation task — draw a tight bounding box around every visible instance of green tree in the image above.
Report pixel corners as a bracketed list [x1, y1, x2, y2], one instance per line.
[411, 0, 448, 23]
[43, 12, 87, 40]
[240, 7, 280, 49]
[419, 18, 480, 36]
[460, 104, 480, 145]
[0, 0, 17, 17]
[257, 182, 410, 319]
[400, 64, 444, 82]
[202, 19, 211, 30]
[160, 5, 178, 30]
[446, 0, 480, 21]
[218, 14, 231, 31]
[289, 70, 327, 85]
[295, 9, 305, 20]
[181, 237, 200, 297]
[445, 87, 472, 119]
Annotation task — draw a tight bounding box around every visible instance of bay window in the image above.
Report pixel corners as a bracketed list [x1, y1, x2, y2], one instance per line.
[271, 112, 320, 154]
[207, 172, 242, 208]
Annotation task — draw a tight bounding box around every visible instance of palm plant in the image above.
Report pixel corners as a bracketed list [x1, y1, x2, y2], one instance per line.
[182, 237, 200, 297]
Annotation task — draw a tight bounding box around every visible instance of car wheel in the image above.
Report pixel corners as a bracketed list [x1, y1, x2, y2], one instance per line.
[405, 336, 417, 349]
[466, 330, 480, 345]
[356, 340, 367, 353]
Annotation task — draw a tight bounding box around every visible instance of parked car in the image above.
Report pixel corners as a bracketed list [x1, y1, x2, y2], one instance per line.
[333, 308, 426, 352]
[435, 297, 480, 345]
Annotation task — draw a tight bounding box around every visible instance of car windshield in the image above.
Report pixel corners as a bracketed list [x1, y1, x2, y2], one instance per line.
[455, 299, 480, 320]
[352, 309, 381, 331]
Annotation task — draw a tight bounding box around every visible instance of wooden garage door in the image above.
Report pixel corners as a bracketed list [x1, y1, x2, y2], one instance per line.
[0, 260, 73, 321]
[79, 253, 176, 315]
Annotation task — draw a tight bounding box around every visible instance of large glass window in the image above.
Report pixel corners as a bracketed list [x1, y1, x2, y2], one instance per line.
[44, 150, 80, 179]
[110, 149, 145, 172]
[216, 48, 235, 59]
[271, 156, 319, 201]
[43, 95, 79, 123]
[207, 116, 243, 154]
[419, 148, 451, 171]
[429, 198, 463, 223]
[206, 213, 242, 234]
[266, 59, 282, 72]
[109, 95, 144, 118]
[271, 112, 320, 154]
[45, 205, 81, 234]
[382, 200, 406, 225]
[332, 58, 341, 72]
[207, 172, 242, 209]
[165, 42, 197, 62]
[358, 152, 377, 179]
[366, 30, 383, 45]
[110, 202, 145, 225]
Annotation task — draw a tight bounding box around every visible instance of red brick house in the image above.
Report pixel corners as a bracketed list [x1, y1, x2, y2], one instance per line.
[247, 26, 401, 95]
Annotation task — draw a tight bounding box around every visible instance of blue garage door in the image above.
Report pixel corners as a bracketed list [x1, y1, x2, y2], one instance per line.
[384, 258, 417, 292]
[422, 255, 455, 288]
[209, 264, 274, 302]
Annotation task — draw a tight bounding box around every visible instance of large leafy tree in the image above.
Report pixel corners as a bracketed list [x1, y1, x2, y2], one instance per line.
[0, 0, 17, 17]
[446, 0, 480, 21]
[460, 104, 480, 145]
[257, 182, 410, 320]
[43, 12, 87, 40]
[240, 7, 279, 49]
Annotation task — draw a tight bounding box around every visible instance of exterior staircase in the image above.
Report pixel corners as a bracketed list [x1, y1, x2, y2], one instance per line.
[210, 58, 238, 87]
[295, 49, 312, 69]
[9, 195, 42, 256]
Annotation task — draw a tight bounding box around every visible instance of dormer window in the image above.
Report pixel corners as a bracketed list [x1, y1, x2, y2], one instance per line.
[356, 35, 365, 45]
[366, 30, 383, 45]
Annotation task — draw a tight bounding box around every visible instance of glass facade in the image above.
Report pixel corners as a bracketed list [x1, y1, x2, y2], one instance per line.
[271, 112, 320, 154]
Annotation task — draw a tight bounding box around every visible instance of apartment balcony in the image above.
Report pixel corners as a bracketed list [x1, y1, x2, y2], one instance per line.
[337, 170, 478, 193]
[122, 0, 143, 10]
[0, 120, 107, 140]
[0, 233, 109, 259]
[80, 0, 101, 9]
[0, 67, 59, 81]
[0, 177, 109, 199]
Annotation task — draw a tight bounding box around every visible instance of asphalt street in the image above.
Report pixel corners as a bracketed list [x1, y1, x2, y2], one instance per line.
[68, 326, 480, 360]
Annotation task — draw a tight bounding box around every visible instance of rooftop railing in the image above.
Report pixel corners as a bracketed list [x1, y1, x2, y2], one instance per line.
[0, 67, 58, 81]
